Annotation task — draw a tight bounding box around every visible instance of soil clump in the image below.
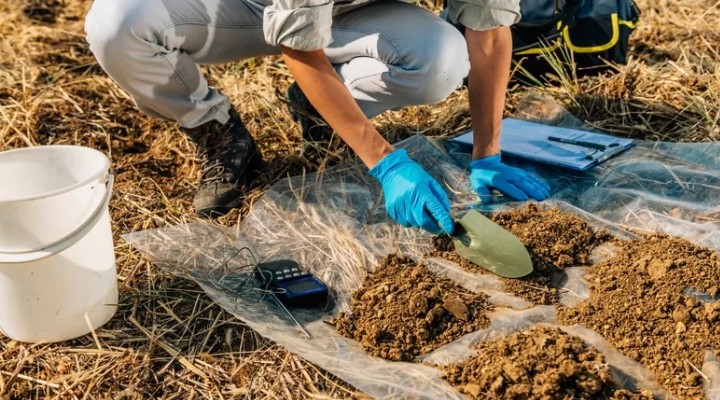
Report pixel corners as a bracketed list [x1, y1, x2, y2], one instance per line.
[558, 233, 720, 399]
[431, 204, 610, 305]
[333, 255, 493, 361]
[443, 326, 654, 399]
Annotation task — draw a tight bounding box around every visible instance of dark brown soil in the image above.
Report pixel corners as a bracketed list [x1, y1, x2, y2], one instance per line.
[443, 326, 655, 399]
[332, 255, 493, 362]
[432, 205, 720, 398]
[558, 233, 720, 400]
[431, 204, 611, 305]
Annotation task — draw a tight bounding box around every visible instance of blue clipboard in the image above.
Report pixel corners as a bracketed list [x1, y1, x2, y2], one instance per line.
[452, 118, 635, 171]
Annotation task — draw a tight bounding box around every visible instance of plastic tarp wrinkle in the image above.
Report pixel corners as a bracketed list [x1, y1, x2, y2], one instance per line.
[124, 93, 718, 398]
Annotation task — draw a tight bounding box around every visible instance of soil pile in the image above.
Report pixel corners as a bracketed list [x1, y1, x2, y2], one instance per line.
[333, 255, 493, 361]
[443, 326, 654, 400]
[432, 204, 610, 305]
[491, 204, 611, 269]
[558, 233, 720, 399]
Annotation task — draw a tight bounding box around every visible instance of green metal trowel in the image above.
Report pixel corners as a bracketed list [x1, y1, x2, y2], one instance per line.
[452, 210, 533, 278]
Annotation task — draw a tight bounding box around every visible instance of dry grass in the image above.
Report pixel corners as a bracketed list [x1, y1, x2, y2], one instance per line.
[0, 0, 718, 398]
[508, 0, 720, 141]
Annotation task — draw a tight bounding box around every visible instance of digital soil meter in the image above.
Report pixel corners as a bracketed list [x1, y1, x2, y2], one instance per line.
[255, 259, 329, 308]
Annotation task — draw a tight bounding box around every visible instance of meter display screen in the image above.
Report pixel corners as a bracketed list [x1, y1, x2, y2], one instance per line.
[285, 279, 321, 293]
[256, 260, 329, 306]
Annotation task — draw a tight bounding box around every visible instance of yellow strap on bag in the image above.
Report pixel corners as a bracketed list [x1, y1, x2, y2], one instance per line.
[515, 13, 639, 56]
[562, 13, 619, 53]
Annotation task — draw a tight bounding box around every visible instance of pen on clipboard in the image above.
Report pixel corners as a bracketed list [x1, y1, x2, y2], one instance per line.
[592, 145, 627, 164]
[548, 136, 619, 151]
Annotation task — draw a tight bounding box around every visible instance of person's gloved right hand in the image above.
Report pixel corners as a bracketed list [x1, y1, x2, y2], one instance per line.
[369, 149, 454, 235]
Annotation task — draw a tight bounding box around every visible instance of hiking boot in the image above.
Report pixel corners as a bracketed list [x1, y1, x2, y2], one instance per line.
[182, 108, 262, 218]
[286, 82, 351, 165]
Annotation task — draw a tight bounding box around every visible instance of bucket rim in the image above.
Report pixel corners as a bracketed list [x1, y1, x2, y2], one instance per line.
[0, 145, 110, 204]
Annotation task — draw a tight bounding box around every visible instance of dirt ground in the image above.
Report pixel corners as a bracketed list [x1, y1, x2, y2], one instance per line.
[1, 0, 719, 398]
[558, 233, 720, 400]
[443, 326, 654, 399]
[333, 255, 493, 361]
[328, 204, 720, 398]
[432, 204, 612, 305]
[432, 204, 720, 399]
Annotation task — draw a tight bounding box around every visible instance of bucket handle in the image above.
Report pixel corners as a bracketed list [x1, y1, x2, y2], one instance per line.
[0, 174, 114, 264]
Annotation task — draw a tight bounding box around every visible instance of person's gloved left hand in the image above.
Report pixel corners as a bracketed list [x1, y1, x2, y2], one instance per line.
[369, 149, 454, 235]
[470, 154, 550, 204]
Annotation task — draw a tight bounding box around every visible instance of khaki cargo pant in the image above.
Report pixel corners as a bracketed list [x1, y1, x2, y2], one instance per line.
[85, 0, 469, 129]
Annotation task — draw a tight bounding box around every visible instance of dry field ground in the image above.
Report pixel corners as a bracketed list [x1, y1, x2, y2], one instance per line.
[0, 0, 718, 398]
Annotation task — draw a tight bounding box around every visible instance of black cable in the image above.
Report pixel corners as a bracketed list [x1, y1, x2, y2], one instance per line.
[213, 246, 285, 301]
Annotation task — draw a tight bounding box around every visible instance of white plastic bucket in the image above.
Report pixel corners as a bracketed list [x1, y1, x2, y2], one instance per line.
[0, 145, 118, 343]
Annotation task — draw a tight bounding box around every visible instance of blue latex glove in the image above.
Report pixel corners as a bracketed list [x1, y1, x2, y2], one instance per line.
[369, 149, 454, 235]
[470, 154, 550, 204]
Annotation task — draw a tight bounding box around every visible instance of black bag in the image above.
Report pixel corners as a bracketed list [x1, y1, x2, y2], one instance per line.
[512, 0, 641, 76]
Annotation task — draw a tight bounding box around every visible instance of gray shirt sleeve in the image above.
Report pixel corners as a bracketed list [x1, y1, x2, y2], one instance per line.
[263, 0, 334, 50]
[446, 0, 521, 31]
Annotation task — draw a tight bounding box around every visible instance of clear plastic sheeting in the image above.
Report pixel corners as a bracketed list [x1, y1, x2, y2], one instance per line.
[559, 325, 671, 398]
[125, 93, 719, 399]
[704, 351, 720, 400]
[418, 306, 556, 366]
[445, 92, 720, 250]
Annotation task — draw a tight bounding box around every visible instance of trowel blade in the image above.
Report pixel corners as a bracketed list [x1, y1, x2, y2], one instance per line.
[452, 210, 533, 279]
